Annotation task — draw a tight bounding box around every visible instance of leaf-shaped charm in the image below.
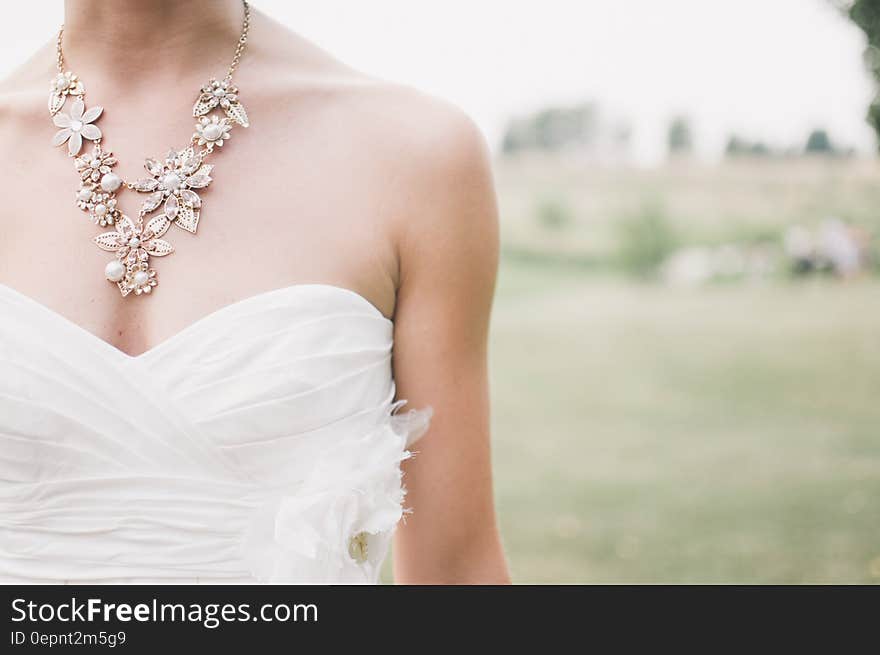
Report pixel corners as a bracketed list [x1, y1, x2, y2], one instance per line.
[224, 100, 249, 127]
[95, 232, 121, 252]
[133, 178, 159, 192]
[193, 92, 219, 117]
[164, 194, 179, 220]
[116, 280, 132, 297]
[146, 239, 174, 257]
[146, 214, 171, 237]
[145, 158, 163, 176]
[174, 202, 199, 233]
[141, 191, 164, 214]
[48, 92, 65, 115]
[180, 188, 201, 208]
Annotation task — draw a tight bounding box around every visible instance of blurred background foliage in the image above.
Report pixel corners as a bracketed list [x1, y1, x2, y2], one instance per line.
[843, 0, 880, 145]
[484, 1, 880, 583]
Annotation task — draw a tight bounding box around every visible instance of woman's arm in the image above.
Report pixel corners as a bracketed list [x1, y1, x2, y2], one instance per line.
[390, 102, 510, 584]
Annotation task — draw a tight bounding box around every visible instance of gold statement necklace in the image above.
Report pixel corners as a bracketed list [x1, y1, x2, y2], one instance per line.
[48, 1, 251, 297]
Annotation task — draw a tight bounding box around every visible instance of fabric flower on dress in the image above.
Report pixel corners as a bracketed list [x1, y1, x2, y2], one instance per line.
[94, 214, 174, 296]
[51, 98, 102, 156]
[132, 146, 212, 233]
[193, 78, 249, 127]
[48, 70, 84, 115]
[238, 404, 432, 584]
[194, 116, 232, 150]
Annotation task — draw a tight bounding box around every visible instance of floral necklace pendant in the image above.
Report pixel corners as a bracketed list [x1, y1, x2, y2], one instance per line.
[47, 1, 251, 298]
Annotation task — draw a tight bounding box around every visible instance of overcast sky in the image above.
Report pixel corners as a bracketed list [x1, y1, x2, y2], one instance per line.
[1, 0, 874, 164]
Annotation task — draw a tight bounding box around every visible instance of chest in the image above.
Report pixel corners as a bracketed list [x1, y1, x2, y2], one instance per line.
[0, 102, 398, 355]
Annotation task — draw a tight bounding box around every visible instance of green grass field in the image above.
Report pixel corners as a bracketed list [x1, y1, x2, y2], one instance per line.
[488, 158, 880, 583]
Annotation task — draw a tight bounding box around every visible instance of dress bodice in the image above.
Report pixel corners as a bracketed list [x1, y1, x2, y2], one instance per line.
[0, 283, 430, 584]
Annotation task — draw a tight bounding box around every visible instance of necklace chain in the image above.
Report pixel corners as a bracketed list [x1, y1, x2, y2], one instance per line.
[55, 1, 251, 80]
[225, 1, 251, 82]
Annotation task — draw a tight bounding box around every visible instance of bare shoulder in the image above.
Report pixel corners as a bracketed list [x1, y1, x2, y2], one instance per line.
[254, 11, 498, 260]
[261, 25, 492, 189]
[328, 79, 499, 280]
[353, 81, 493, 190]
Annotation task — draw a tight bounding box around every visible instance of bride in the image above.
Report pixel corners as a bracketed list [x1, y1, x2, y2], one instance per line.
[0, 0, 509, 584]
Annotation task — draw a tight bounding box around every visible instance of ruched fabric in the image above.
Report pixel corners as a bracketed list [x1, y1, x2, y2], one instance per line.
[0, 284, 431, 584]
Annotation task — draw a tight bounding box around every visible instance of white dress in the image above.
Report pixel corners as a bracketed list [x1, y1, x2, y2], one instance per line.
[0, 283, 431, 584]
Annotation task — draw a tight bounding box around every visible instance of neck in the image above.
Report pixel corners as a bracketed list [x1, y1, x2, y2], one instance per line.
[61, 0, 246, 83]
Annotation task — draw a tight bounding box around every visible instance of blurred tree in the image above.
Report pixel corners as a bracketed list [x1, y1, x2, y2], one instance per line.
[616, 205, 677, 278]
[725, 134, 749, 156]
[838, 0, 880, 147]
[501, 103, 599, 154]
[725, 134, 772, 157]
[805, 128, 834, 153]
[667, 116, 693, 156]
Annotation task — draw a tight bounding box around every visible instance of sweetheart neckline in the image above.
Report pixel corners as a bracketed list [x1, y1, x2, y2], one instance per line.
[0, 282, 391, 361]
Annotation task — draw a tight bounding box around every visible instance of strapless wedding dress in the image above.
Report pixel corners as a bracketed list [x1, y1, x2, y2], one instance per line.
[0, 283, 431, 584]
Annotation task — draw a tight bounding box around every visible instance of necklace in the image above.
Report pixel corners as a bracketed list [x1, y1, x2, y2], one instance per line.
[48, 1, 251, 297]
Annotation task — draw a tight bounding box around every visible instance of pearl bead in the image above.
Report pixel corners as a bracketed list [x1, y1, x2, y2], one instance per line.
[104, 260, 125, 282]
[100, 173, 121, 193]
[94, 203, 107, 216]
[77, 188, 92, 202]
[202, 124, 224, 141]
[162, 173, 181, 191]
[128, 237, 141, 248]
[133, 271, 150, 287]
[69, 119, 83, 132]
[213, 87, 226, 97]
[54, 74, 69, 90]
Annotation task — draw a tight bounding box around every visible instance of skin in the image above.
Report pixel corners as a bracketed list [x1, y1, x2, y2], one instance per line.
[0, 0, 509, 584]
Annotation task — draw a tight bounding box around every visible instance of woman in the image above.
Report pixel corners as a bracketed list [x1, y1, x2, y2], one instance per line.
[0, 0, 509, 584]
